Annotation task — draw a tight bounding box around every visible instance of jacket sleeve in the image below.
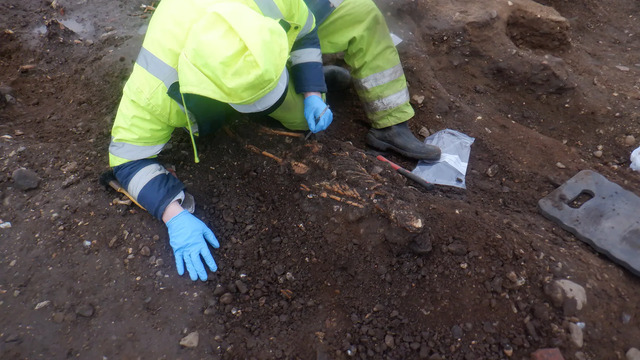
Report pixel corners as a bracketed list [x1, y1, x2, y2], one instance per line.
[287, 0, 327, 94]
[109, 88, 185, 219]
[113, 159, 185, 219]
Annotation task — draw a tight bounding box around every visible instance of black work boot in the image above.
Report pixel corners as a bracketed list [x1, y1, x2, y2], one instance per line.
[366, 121, 441, 161]
[323, 65, 351, 92]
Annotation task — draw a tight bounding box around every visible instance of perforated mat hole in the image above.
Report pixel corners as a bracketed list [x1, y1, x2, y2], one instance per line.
[568, 190, 594, 209]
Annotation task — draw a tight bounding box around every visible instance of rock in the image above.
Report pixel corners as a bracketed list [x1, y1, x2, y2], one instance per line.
[593, 150, 603, 158]
[621, 312, 632, 324]
[213, 284, 225, 296]
[75, 304, 94, 317]
[555, 162, 566, 169]
[447, 241, 467, 256]
[546, 279, 587, 313]
[384, 334, 395, 348]
[4, 334, 19, 343]
[451, 325, 463, 339]
[486, 164, 499, 177]
[140, 246, 151, 257]
[235, 280, 248, 294]
[419, 127, 430, 138]
[12, 168, 40, 190]
[616, 65, 630, 72]
[34, 300, 51, 310]
[410, 233, 433, 255]
[412, 94, 425, 105]
[530, 348, 565, 360]
[574, 352, 586, 360]
[52, 312, 65, 323]
[180, 331, 199, 348]
[568, 323, 583, 348]
[220, 293, 233, 305]
[625, 135, 636, 146]
[273, 264, 285, 276]
[627, 348, 640, 360]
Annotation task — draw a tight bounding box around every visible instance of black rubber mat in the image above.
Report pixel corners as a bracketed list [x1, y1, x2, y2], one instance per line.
[538, 170, 640, 277]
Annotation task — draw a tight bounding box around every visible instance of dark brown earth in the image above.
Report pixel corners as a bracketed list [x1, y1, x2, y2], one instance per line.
[1, 0, 640, 359]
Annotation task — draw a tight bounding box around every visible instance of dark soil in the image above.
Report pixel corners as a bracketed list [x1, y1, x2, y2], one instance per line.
[1, 0, 639, 359]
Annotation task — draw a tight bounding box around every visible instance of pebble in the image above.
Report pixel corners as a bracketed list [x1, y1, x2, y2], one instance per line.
[503, 344, 513, 357]
[0, 221, 11, 229]
[75, 304, 95, 317]
[35, 300, 51, 310]
[547, 279, 587, 312]
[384, 334, 395, 348]
[203, 306, 216, 315]
[213, 284, 225, 296]
[273, 264, 285, 276]
[451, 325, 463, 339]
[373, 304, 385, 312]
[556, 162, 566, 169]
[616, 65, 630, 72]
[593, 150, 603, 158]
[180, 331, 199, 348]
[11, 168, 40, 190]
[411, 94, 425, 105]
[569, 323, 583, 348]
[52, 312, 65, 323]
[140, 246, 151, 257]
[625, 135, 636, 146]
[627, 348, 640, 360]
[621, 312, 632, 324]
[486, 164, 499, 177]
[447, 241, 467, 256]
[235, 280, 248, 294]
[419, 127, 430, 138]
[220, 293, 234, 305]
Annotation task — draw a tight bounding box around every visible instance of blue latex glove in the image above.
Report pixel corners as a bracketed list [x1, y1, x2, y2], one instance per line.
[303, 95, 333, 133]
[166, 210, 219, 281]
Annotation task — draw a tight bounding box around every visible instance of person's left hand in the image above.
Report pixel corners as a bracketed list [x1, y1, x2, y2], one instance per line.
[166, 210, 219, 281]
[303, 95, 333, 133]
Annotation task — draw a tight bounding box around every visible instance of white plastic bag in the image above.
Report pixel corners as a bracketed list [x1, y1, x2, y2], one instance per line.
[412, 129, 475, 189]
[631, 146, 640, 172]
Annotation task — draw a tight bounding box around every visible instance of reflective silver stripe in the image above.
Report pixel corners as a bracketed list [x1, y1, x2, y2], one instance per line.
[136, 47, 178, 89]
[253, 0, 283, 19]
[355, 64, 404, 91]
[290, 48, 322, 65]
[127, 163, 170, 200]
[296, 8, 314, 39]
[365, 88, 410, 113]
[230, 68, 288, 113]
[328, 0, 344, 7]
[109, 139, 166, 160]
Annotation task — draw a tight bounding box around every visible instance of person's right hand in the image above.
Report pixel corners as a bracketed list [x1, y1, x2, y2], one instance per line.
[303, 95, 333, 133]
[166, 210, 219, 281]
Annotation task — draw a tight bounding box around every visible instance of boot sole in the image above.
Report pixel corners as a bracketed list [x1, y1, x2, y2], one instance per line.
[366, 133, 441, 161]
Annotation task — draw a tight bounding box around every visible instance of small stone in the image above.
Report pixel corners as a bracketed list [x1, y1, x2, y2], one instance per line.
[530, 348, 565, 360]
[546, 279, 587, 312]
[203, 306, 216, 315]
[213, 284, 225, 296]
[411, 94, 425, 105]
[575, 351, 587, 360]
[625, 135, 636, 146]
[4, 334, 19, 343]
[616, 65, 630, 72]
[220, 293, 233, 305]
[9, 260, 16, 267]
[235, 280, 248, 294]
[627, 348, 640, 360]
[593, 150, 603, 158]
[486, 164, 499, 177]
[35, 300, 51, 310]
[556, 162, 566, 169]
[180, 331, 199, 348]
[75, 304, 95, 317]
[506, 271, 518, 283]
[273, 264, 285, 276]
[373, 304, 385, 312]
[447, 241, 467, 256]
[0, 221, 11, 229]
[621, 312, 632, 324]
[451, 325, 463, 339]
[384, 334, 395, 348]
[52, 312, 65, 323]
[568, 323, 583, 348]
[418, 127, 430, 138]
[140, 246, 151, 257]
[12, 168, 40, 190]
[503, 344, 513, 357]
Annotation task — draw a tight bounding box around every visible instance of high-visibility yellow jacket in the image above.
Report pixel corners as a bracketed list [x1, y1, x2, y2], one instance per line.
[109, 0, 324, 218]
